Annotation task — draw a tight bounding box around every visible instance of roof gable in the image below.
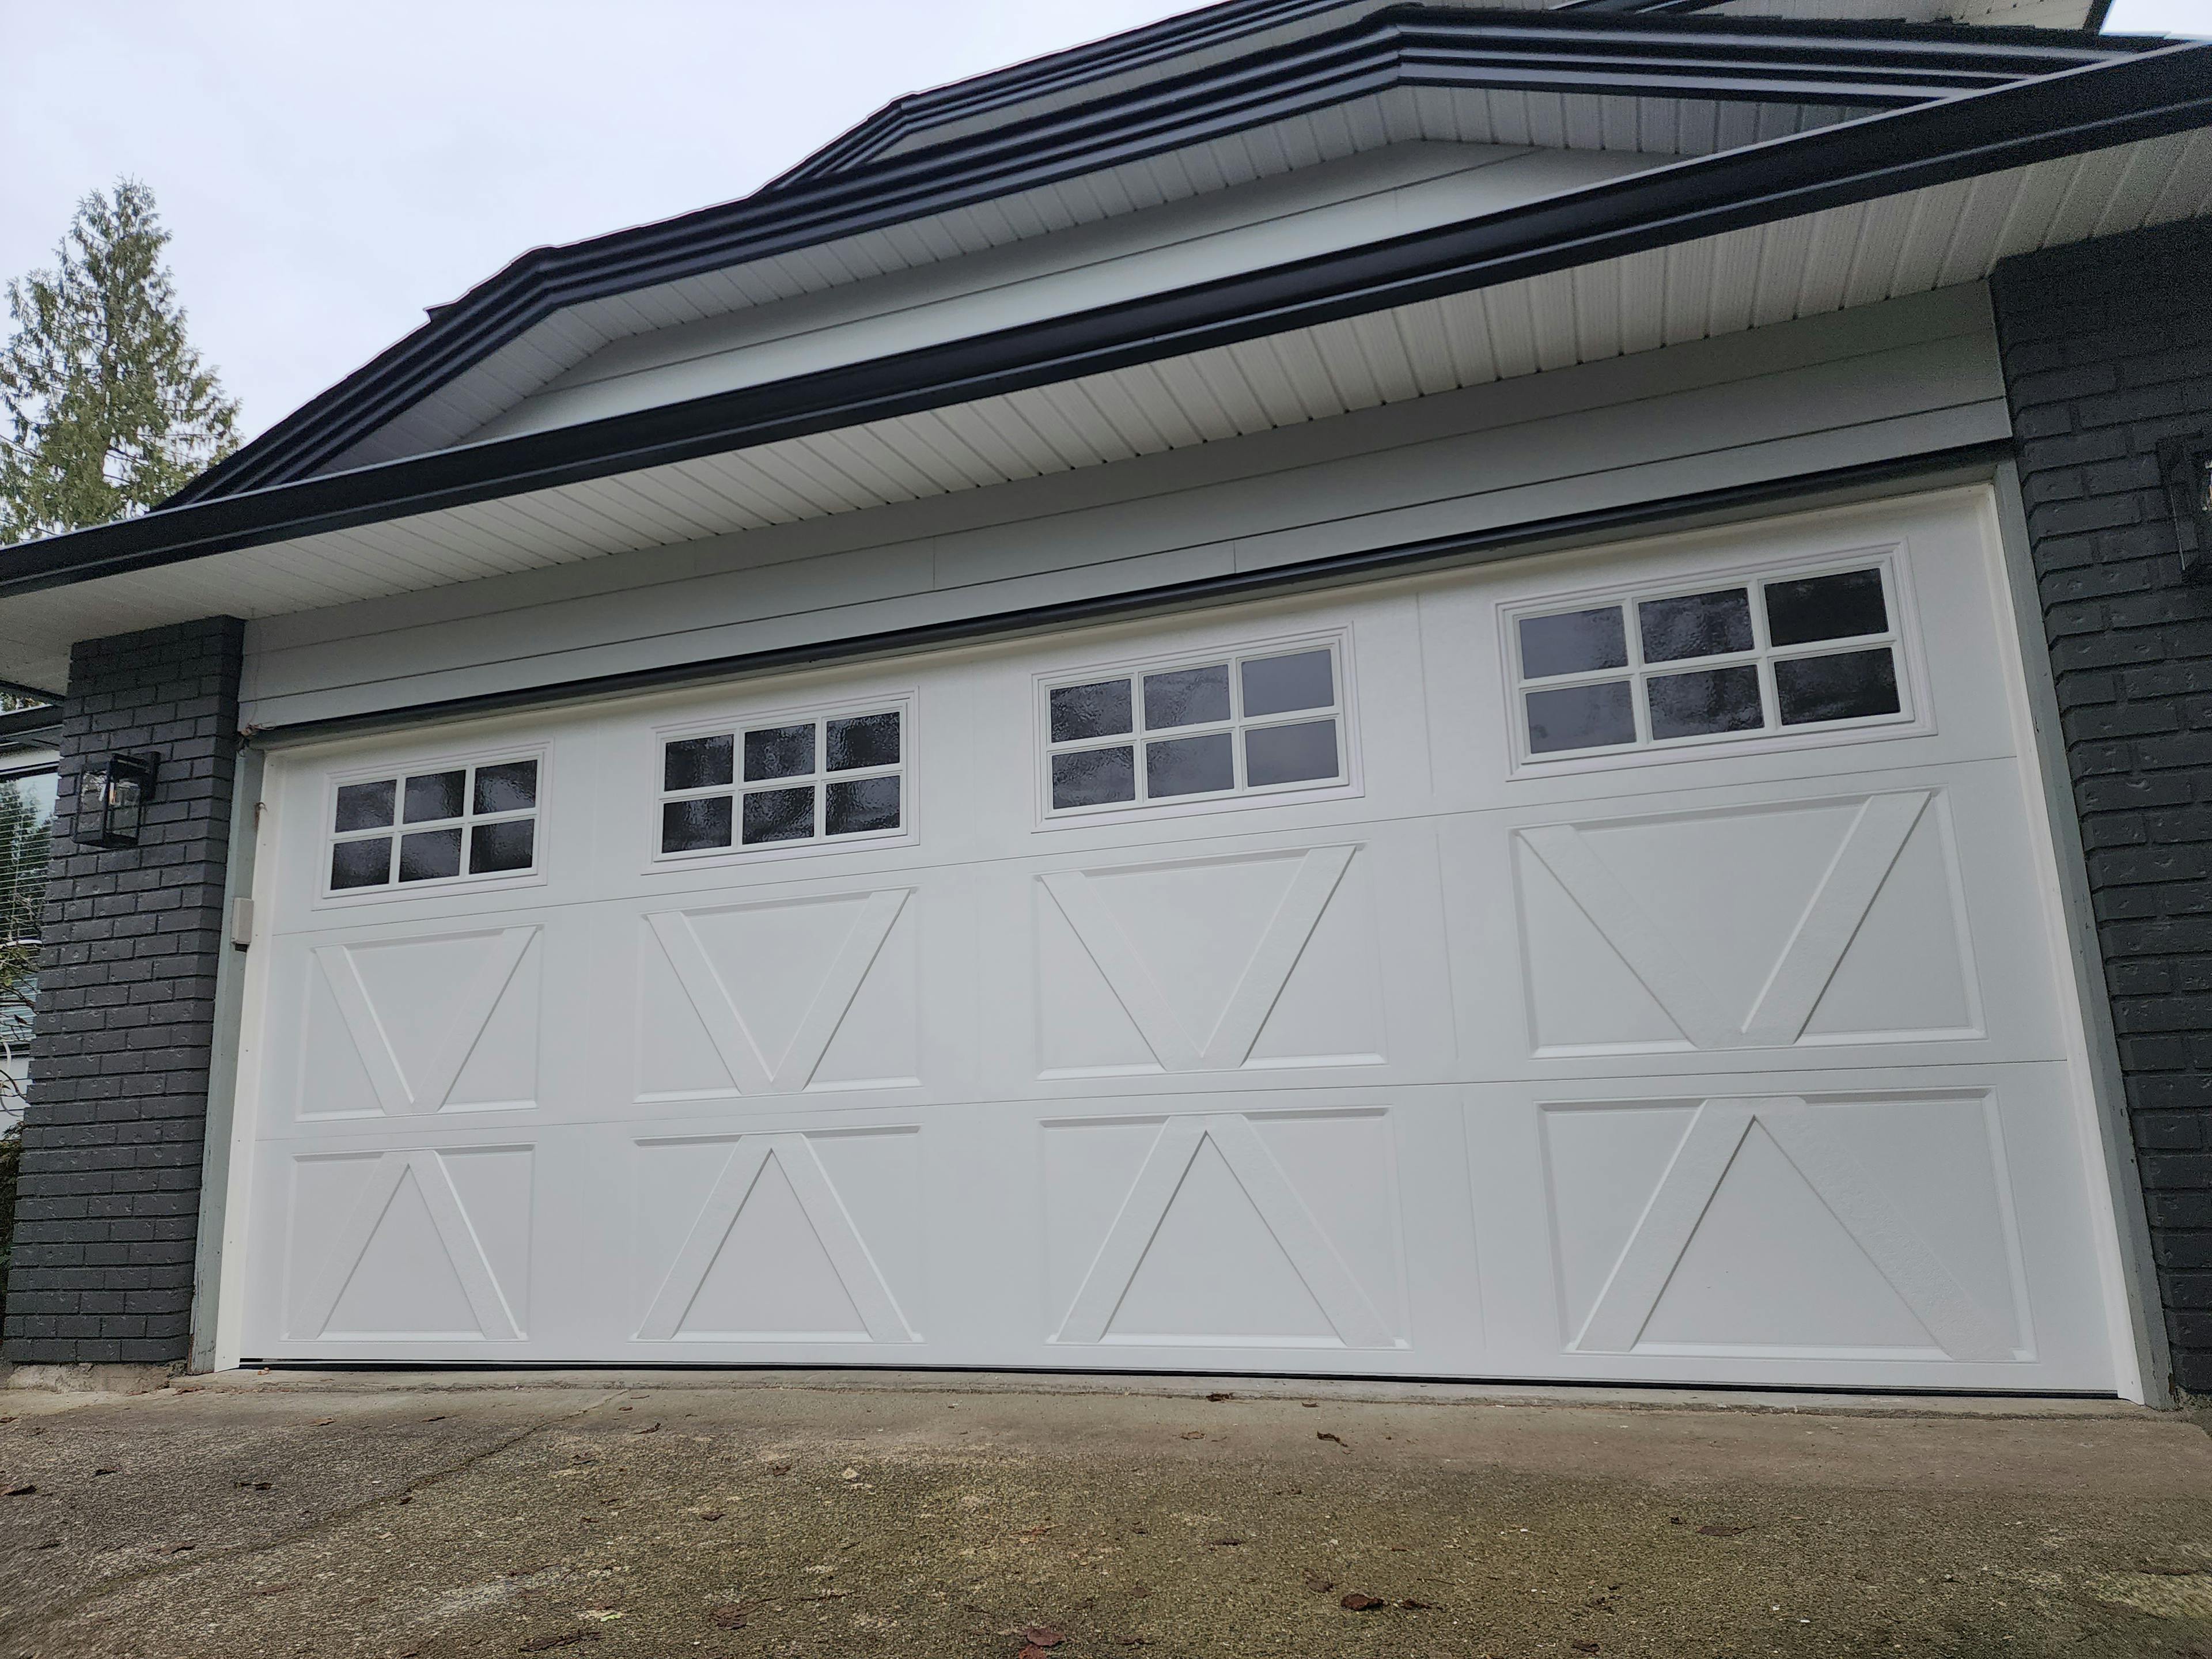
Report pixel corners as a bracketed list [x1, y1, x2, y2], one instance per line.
[163, 3, 2131, 508]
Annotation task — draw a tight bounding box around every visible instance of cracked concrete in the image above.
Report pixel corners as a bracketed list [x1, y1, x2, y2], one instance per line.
[0, 1371, 2208, 1658]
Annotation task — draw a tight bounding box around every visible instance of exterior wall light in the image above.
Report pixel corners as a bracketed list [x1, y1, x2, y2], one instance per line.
[2158, 436, 2212, 582]
[79, 752, 160, 849]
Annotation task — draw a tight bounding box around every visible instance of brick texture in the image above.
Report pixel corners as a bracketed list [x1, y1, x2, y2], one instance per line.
[1991, 218, 2212, 1394]
[1, 616, 243, 1365]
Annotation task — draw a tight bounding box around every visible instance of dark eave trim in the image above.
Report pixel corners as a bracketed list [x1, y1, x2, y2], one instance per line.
[247, 441, 2010, 747]
[0, 704, 62, 744]
[169, 6, 2140, 507]
[6, 40, 2206, 603]
[782, 0, 2108, 182]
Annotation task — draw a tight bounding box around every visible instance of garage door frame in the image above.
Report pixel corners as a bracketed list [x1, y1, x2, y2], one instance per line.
[192, 464, 2172, 1400]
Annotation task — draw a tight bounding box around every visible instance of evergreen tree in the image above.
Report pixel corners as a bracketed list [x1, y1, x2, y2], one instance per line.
[0, 179, 240, 544]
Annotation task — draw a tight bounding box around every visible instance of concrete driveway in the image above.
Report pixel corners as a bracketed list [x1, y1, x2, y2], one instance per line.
[0, 1371, 2207, 1658]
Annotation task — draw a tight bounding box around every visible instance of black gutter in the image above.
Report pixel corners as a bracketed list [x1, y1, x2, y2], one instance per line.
[167, 6, 2140, 506]
[2, 39, 2200, 602]
[245, 442, 2010, 746]
[0, 704, 62, 745]
[0, 677, 62, 706]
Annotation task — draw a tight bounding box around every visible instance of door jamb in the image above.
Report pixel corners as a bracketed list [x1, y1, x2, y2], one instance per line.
[1987, 458, 2175, 1406]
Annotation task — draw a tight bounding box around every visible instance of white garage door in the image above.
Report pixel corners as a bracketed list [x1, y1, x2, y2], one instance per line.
[224, 487, 2134, 1392]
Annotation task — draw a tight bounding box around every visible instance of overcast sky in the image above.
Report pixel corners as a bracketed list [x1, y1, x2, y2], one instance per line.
[2, 0, 2204, 442]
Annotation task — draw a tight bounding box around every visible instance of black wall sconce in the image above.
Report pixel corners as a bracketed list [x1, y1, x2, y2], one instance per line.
[2158, 435, 2212, 582]
[79, 751, 160, 849]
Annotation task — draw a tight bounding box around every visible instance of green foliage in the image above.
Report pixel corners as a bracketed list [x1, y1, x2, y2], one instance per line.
[0, 178, 240, 544]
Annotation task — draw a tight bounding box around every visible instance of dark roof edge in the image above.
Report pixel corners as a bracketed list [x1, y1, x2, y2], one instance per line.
[0, 704, 62, 743]
[768, 0, 1379, 186]
[777, 0, 2108, 182]
[9, 37, 2205, 604]
[168, 7, 2142, 509]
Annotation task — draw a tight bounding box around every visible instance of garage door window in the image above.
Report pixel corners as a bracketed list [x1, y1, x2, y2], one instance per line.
[1512, 561, 1907, 760]
[327, 756, 540, 892]
[1044, 641, 1346, 815]
[660, 706, 903, 857]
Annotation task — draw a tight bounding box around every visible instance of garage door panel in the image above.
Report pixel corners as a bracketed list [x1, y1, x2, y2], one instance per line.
[1465, 1065, 2115, 1390]
[268, 909, 579, 1127]
[267, 1141, 535, 1349]
[1415, 490, 2022, 819]
[1442, 759, 2069, 1078]
[603, 864, 979, 1125]
[630, 1126, 923, 1346]
[636, 885, 921, 1100]
[990, 820, 1456, 1095]
[1041, 1105, 1406, 1351]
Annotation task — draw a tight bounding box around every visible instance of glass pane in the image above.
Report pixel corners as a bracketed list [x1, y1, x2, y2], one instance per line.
[1145, 732, 1234, 798]
[1050, 746, 1134, 809]
[1244, 719, 1339, 787]
[469, 819, 536, 874]
[1638, 588, 1753, 664]
[1049, 680, 1131, 743]
[741, 786, 816, 844]
[1142, 664, 1231, 730]
[334, 779, 395, 833]
[329, 836, 391, 890]
[1774, 648, 1901, 726]
[397, 827, 463, 882]
[826, 711, 900, 771]
[1518, 607, 1627, 680]
[826, 776, 901, 836]
[744, 724, 816, 782]
[1765, 567, 1888, 647]
[403, 771, 465, 824]
[1240, 650, 1335, 718]
[1525, 680, 1635, 754]
[472, 759, 538, 816]
[661, 796, 732, 854]
[664, 734, 734, 793]
[1647, 664, 1764, 740]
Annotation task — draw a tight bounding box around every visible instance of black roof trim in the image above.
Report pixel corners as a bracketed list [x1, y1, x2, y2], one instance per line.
[0, 704, 62, 744]
[8, 39, 2205, 603]
[168, 6, 2140, 509]
[777, 0, 2100, 184]
[771, 0, 1389, 187]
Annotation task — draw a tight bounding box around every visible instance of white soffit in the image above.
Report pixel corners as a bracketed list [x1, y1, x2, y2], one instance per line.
[329, 85, 1863, 475]
[2, 129, 2205, 691]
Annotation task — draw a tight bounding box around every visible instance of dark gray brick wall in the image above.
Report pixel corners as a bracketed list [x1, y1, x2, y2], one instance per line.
[1, 616, 243, 1365]
[1991, 217, 2212, 1395]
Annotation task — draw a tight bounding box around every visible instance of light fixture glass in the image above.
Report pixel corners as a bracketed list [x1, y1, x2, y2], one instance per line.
[81, 752, 159, 849]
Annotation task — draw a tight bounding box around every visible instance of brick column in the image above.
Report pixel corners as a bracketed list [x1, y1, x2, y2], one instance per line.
[1990, 219, 2212, 1395]
[2, 617, 244, 1366]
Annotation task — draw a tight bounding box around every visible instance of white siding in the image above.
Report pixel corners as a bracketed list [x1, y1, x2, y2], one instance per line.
[467, 144, 1672, 447]
[236, 285, 2007, 728]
